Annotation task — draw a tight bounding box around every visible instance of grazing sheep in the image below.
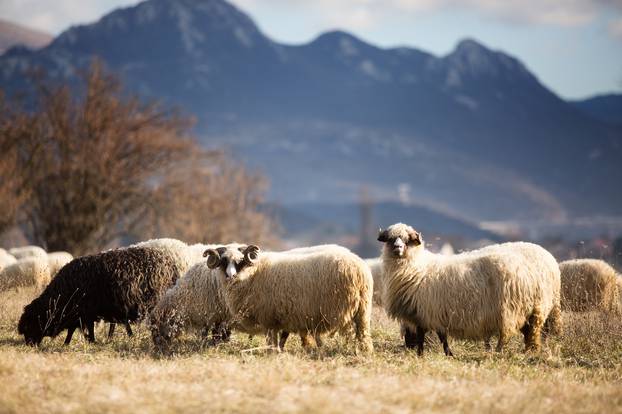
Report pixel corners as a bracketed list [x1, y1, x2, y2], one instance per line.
[0, 249, 17, 271]
[18, 247, 180, 346]
[0, 257, 51, 292]
[205, 244, 374, 353]
[378, 223, 561, 356]
[560, 259, 621, 314]
[46, 252, 73, 277]
[8, 245, 47, 261]
[149, 248, 255, 351]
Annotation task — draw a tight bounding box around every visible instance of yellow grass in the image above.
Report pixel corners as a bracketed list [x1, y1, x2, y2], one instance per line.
[1, 288, 621, 414]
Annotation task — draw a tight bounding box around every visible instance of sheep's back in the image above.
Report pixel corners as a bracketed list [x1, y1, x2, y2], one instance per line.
[560, 259, 619, 313]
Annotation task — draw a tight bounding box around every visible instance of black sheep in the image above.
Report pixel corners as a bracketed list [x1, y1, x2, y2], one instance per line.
[18, 247, 180, 345]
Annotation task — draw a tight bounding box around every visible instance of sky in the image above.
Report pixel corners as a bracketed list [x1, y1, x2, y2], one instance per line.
[1, 0, 621, 99]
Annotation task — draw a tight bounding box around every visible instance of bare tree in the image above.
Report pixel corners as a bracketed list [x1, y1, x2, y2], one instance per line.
[0, 93, 31, 234]
[0, 61, 277, 254]
[138, 152, 280, 247]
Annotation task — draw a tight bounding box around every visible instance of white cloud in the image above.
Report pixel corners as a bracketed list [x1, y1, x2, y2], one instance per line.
[236, 0, 622, 32]
[0, 0, 139, 33]
[1, 0, 622, 38]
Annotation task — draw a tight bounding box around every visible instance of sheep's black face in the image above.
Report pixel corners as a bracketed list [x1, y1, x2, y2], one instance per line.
[205, 245, 260, 281]
[378, 223, 422, 258]
[18, 308, 44, 346]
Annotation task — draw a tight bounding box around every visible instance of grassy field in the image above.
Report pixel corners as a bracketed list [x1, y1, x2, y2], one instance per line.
[1, 288, 621, 414]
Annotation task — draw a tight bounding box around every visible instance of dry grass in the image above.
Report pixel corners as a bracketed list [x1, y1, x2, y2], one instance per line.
[1, 288, 621, 414]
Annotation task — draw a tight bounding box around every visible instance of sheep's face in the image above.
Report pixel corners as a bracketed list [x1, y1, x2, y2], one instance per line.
[378, 223, 422, 258]
[150, 321, 173, 353]
[18, 306, 45, 346]
[204, 245, 260, 282]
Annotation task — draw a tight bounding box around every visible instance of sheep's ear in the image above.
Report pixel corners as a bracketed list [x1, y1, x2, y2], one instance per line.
[243, 245, 260, 263]
[204, 249, 221, 269]
[407, 229, 422, 246]
[377, 228, 389, 243]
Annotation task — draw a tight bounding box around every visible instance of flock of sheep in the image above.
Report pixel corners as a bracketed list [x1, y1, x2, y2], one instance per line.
[1, 222, 621, 356]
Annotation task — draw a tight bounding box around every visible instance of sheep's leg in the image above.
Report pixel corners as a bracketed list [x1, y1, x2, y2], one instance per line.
[415, 326, 427, 356]
[210, 325, 221, 342]
[484, 337, 492, 351]
[124, 322, 133, 337]
[64, 325, 77, 345]
[542, 303, 562, 338]
[353, 302, 374, 354]
[314, 332, 323, 347]
[404, 326, 417, 349]
[495, 330, 507, 353]
[266, 330, 280, 351]
[523, 309, 544, 352]
[107, 323, 116, 339]
[437, 331, 453, 357]
[223, 326, 232, 342]
[86, 320, 96, 343]
[278, 331, 290, 351]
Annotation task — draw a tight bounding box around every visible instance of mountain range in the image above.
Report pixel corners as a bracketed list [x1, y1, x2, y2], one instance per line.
[0, 19, 51, 54]
[1, 0, 621, 242]
[571, 94, 622, 125]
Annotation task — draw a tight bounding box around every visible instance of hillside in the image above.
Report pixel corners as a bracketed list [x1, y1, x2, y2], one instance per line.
[1, 0, 620, 240]
[571, 94, 622, 125]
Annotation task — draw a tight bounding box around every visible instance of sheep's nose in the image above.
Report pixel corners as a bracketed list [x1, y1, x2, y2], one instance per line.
[226, 261, 237, 278]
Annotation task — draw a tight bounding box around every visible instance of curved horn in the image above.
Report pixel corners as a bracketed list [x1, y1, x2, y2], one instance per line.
[407, 228, 422, 246]
[204, 249, 221, 269]
[243, 245, 260, 264]
[377, 228, 389, 242]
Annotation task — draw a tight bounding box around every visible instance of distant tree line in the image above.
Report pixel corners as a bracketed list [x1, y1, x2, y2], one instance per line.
[0, 60, 277, 255]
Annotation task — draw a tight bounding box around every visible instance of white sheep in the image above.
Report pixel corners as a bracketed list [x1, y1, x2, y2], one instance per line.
[0, 257, 51, 291]
[150, 260, 232, 349]
[46, 251, 74, 277]
[8, 245, 47, 261]
[378, 223, 562, 356]
[0, 249, 17, 271]
[559, 258, 620, 314]
[205, 244, 374, 353]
